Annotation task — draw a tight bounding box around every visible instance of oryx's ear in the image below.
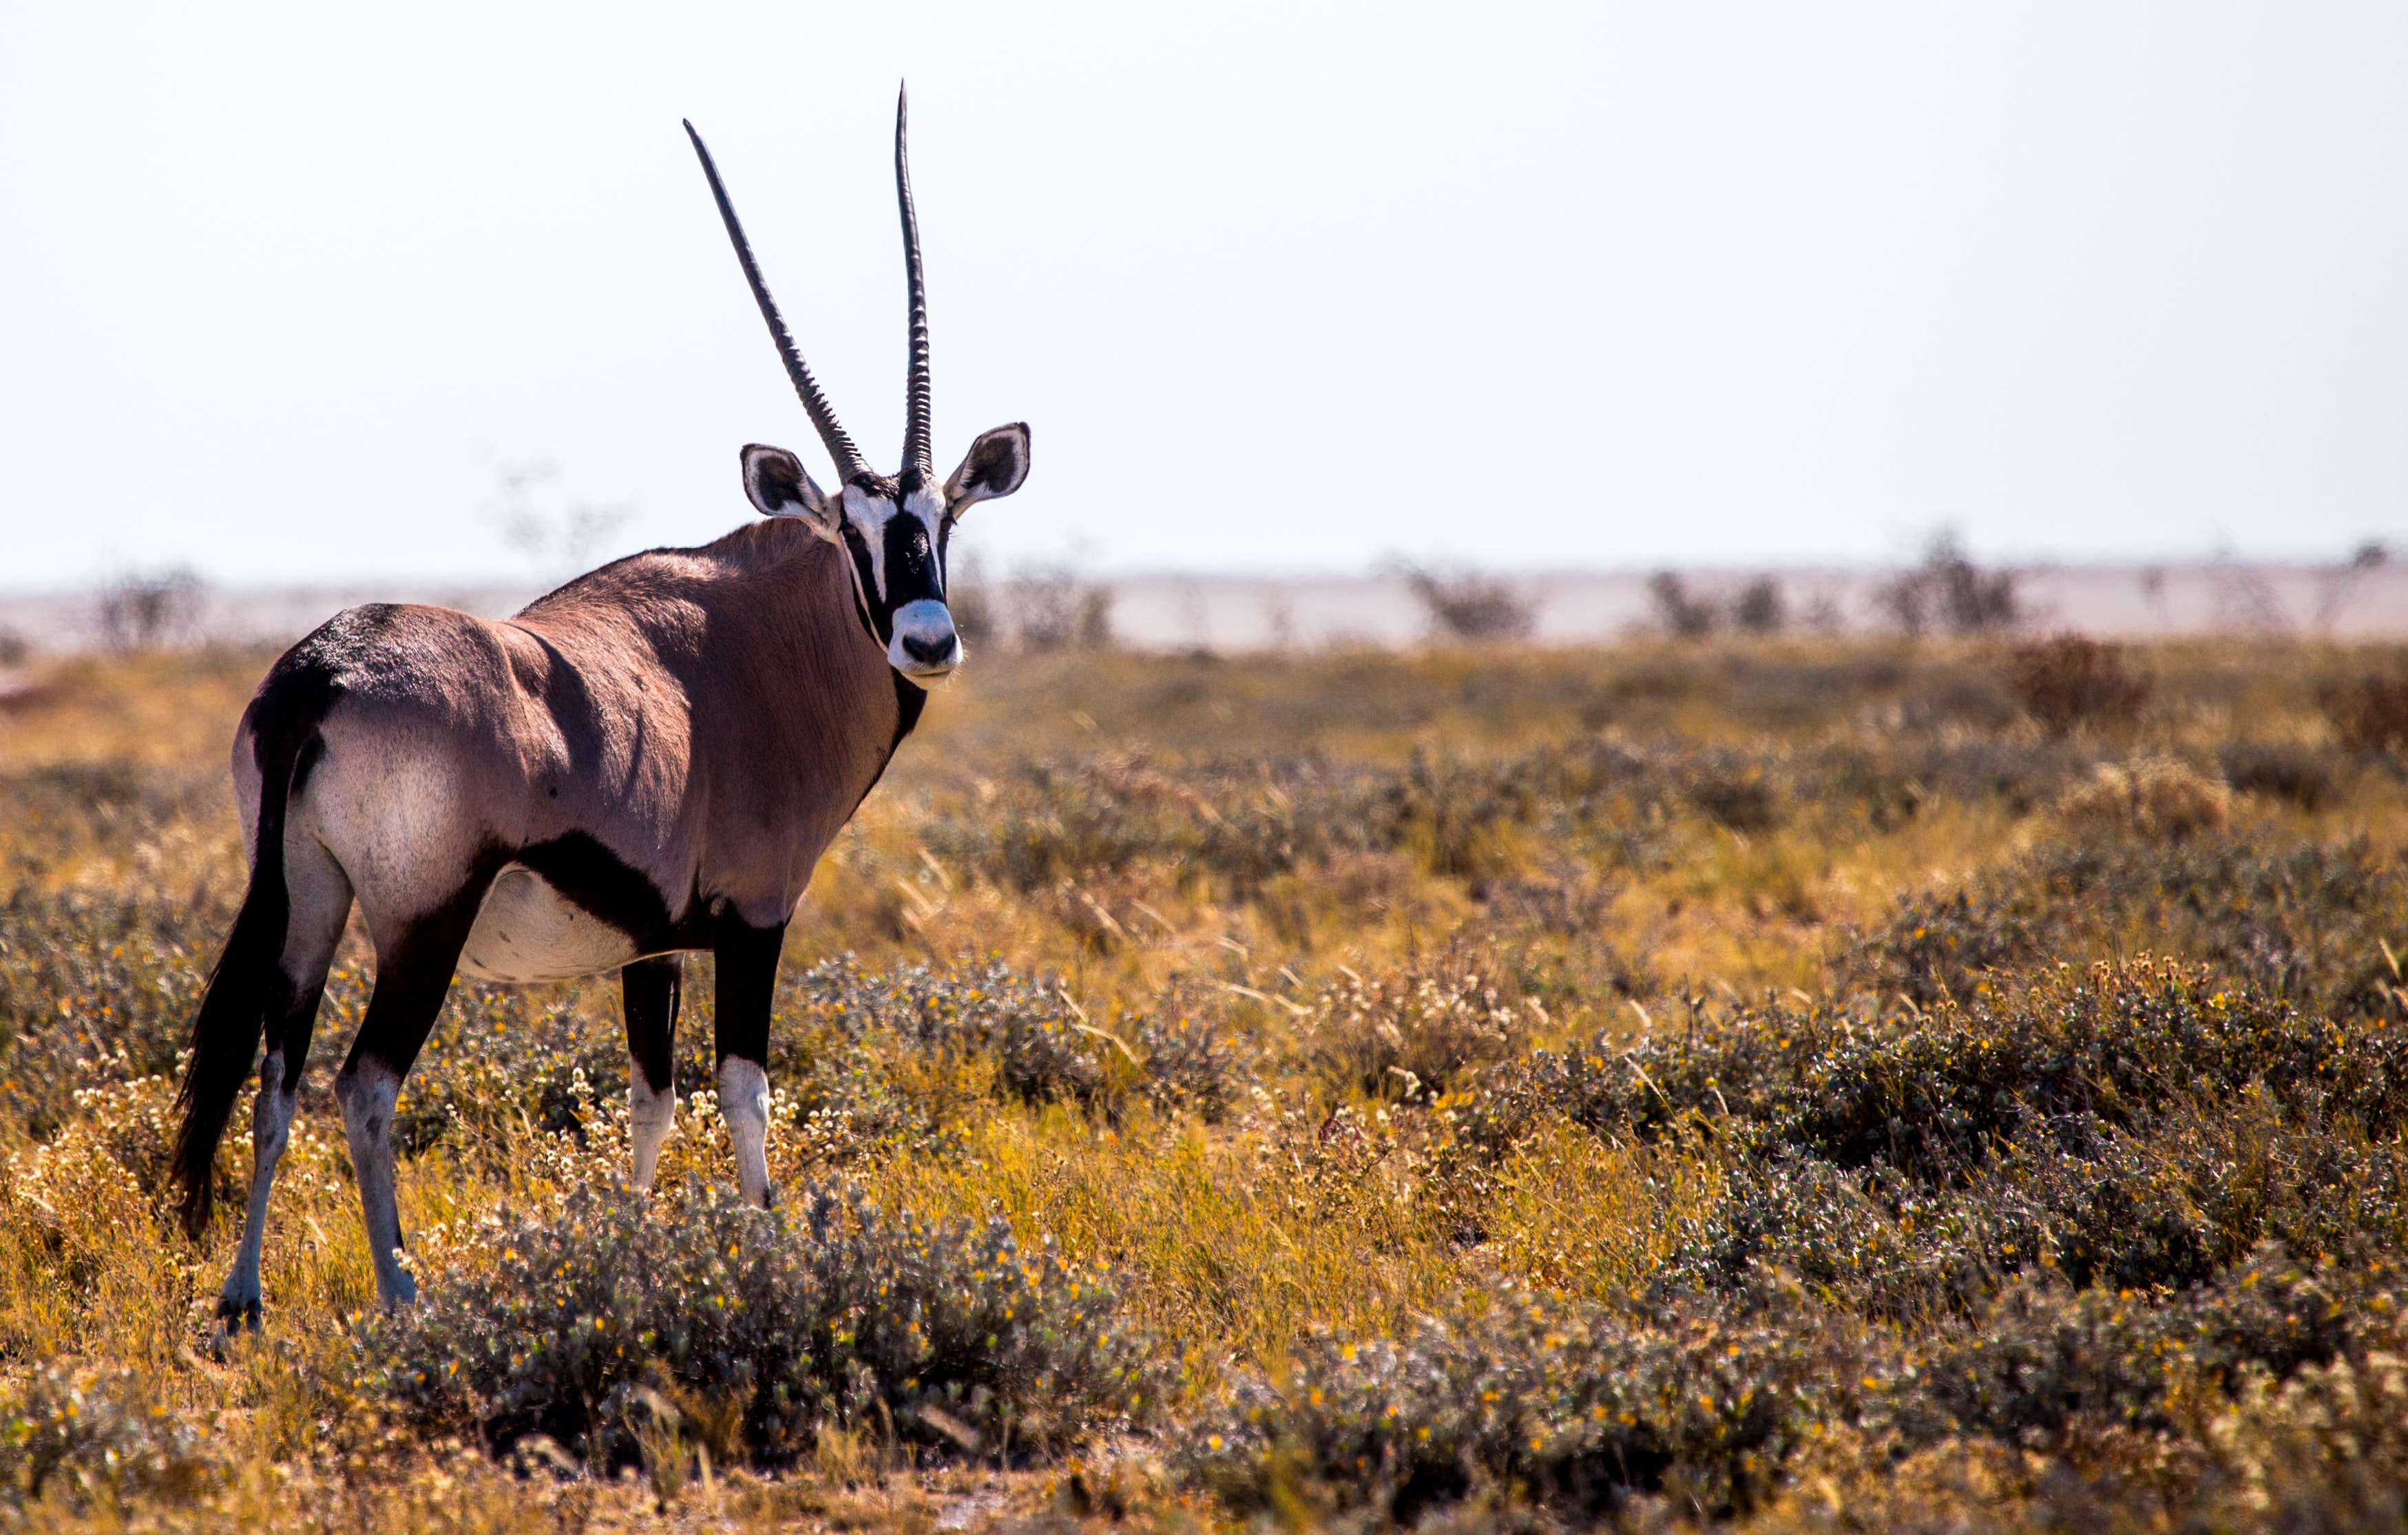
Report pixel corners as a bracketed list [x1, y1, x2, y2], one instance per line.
[943, 423, 1031, 514]
[741, 443, 831, 523]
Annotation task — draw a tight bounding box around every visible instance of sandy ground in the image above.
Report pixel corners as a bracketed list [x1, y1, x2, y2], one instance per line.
[0, 559, 2402, 656]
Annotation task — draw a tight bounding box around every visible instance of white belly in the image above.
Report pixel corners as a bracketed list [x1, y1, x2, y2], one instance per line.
[457, 864, 641, 983]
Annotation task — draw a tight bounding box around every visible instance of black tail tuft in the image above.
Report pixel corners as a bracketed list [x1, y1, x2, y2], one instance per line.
[169, 868, 289, 1235]
[170, 643, 344, 1238]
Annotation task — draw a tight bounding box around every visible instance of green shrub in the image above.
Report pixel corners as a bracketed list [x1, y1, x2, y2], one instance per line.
[1854, 832, 2408, 1014]
[2005, 635, 2150, 737]
[0, 886, 235, 1137]
[0, 762, 227, 883]
[2219, 740, 2340, 811]
[1888, 1250, 2391, 1445]
[2323, 671, 2408, 755]
[0, 1364, 213, 1510]
[1306, 951, 1527, 1100]
[782, 954, 1246, 1121]
[372, 1181, 1151, 1471]
[394, 985, 625, 1156]
[1180, 1290, 1861, 1525]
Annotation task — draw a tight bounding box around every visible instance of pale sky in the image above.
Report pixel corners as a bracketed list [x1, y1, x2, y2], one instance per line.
[2, 2, 2404, 588]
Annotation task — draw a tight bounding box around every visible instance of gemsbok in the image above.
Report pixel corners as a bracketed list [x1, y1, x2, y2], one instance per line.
[169, 90, 1029, 1327]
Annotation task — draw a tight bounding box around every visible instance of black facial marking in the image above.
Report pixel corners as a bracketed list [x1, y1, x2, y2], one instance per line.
[881, 508, 944, 609]
[841, 525, 887, 643]
[890, 672, 928, 749]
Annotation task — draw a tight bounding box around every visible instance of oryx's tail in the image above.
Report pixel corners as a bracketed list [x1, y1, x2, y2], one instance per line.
[170, 681, 324, 1236]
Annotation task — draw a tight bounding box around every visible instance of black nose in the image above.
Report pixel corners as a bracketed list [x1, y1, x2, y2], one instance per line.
[901, 631, 954, 664]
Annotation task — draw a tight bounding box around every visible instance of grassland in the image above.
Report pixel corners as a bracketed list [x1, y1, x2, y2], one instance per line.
[2, 636, 2407, 1531]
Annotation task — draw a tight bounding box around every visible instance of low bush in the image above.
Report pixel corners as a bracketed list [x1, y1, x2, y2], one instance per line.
[781, 954, 1246, 1122]
[1853, 831, 2408, 1014]
[0, 762, 226, 883]
[1892, 1250, 2393, 1445]
[1305, 952, 1527, 1100]
[2055, 756, 2230, 841]
[373, 1181, 1151, 1472]
[1181, 1288, 1861, 1525]
[396, 986, 625, 1156]
[2219, 740, 2339, 811]
[2006, 634, 2150, 736]
[0, 886, 235, 1137]
[0, 1364, 213, 1510]
[2324, 671, 2408, 755]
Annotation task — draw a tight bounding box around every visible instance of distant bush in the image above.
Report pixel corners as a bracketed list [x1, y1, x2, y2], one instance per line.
[95, 569, 205, 651]
[2055, 756, 2230, 841]
[1646, 573, 1717, 640]
[373, 1182, 1150, 1472]
[2006, 634, 2150, 735]
[1006, 565, 1114, 652]
[1406, 569, 1538, 643]
[1876, 533, 2018, 637]
[1732, 578, 1786, 636]
[2324, 671, 2408, 755]
[2218, 741, 2338, 811]
[1682, 760, 1783, 833]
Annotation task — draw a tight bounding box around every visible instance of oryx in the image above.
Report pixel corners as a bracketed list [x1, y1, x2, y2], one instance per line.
[169, 90, 1029, 1326]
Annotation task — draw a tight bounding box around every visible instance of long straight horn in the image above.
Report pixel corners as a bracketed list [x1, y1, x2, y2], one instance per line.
[894, 84, 934, 485]
[684, 119, 870, 485]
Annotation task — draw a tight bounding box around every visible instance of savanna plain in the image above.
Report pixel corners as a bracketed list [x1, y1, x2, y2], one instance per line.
[5, 634, 2408, 1532]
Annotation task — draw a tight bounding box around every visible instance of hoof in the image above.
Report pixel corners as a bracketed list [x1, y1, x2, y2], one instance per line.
[209, 1293, 262, 1359]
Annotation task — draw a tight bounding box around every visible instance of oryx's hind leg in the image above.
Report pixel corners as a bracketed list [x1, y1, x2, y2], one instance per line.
[335, 873, 494, 1308]
[219, 837, 352, 1333]
[712, 919, 786, 1208]
[622, 955, 681, 1191]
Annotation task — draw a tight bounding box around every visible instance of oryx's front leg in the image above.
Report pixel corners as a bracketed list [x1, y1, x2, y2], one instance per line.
[622, 955, 681, 1191]
[712, 919, 786, 1208]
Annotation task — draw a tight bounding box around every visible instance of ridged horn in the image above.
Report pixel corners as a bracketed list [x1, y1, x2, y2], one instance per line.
[895, 84, 934, 485]
[684, 119, 870, 485]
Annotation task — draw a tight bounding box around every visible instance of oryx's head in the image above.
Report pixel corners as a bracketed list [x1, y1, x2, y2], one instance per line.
[686, 90, 1030, 685]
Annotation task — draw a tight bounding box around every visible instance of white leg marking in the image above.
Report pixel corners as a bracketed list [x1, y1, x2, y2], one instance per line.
[629, 1076, 676, 1193]
[718, 1057, 773, 1208]
[336, 1058, 417, 1307]
[220, 1050, 298, 1330]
